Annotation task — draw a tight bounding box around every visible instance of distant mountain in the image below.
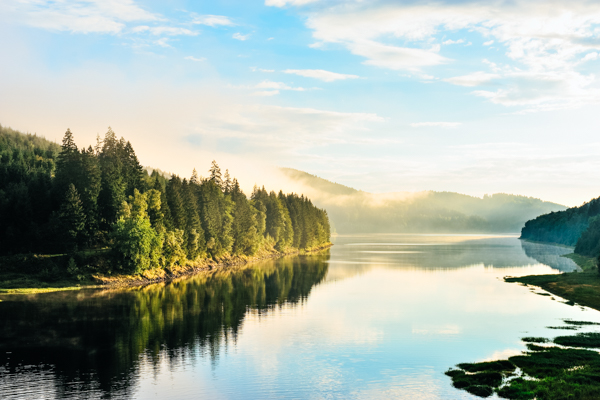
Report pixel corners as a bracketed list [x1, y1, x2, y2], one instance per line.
[280, 168, 567, 234]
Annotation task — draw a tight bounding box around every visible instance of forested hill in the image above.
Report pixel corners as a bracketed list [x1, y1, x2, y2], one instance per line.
[520, 196, 600, 259]
[0, 125, 330, 277]
[280, 168, 566, 234]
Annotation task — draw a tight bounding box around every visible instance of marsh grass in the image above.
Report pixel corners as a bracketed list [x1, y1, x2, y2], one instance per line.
[447, 338, 600, 399]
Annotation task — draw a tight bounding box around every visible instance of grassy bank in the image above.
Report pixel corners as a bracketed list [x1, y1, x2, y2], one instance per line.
[0, 243, 333, 294]
[504, 253, 599, 311]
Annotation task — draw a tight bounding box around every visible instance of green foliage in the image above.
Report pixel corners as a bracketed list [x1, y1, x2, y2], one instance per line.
[58, 184, 86, 251]
[575, 216, 600, 258]
[0, 125, 331, 275]
[521, 196, 600, 247]
[448, 344, 600, 399]
[111, 216, 162, 274]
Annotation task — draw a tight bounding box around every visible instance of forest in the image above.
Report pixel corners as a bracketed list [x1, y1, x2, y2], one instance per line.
[520, 196, 600, 259]
[0, 124, 331, 278]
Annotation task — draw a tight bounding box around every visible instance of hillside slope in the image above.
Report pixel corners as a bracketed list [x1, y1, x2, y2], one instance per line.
[280, 168, 566, 234]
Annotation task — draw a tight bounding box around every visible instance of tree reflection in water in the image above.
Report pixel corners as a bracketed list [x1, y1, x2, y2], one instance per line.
[0, 252, 329, 399]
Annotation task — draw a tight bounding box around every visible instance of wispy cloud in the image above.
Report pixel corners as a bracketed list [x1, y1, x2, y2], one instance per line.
[410, 122, 461, 128]
[185, 56, 206, 62]
[284, 69, 359, 82]
[250, 67, 275, 72]
[3, 0, 159, 34]
[442, 39, 464, 45]
[444, 72, 500, 87]
[132, 25, 197, 36]
[272, 0, 600, 112]
[191, 14, 234, 27]
[233, 32, 250, 41]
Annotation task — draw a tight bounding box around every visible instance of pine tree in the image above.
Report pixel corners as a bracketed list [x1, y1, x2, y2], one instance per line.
[223, 169, 232, 193]
[166, 176, 186, 231]
[97, 127, 126, 229]
[54, 128, 81, 203]
[182, 180, 206, 259]
[190, 168, 200, 185]
[209, 160, 223, 189]
[59, 183, 86, 251]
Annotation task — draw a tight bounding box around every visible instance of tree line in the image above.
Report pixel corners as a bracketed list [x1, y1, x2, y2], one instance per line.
[520, 196, 600, 260]
[0, 125, 330, 274]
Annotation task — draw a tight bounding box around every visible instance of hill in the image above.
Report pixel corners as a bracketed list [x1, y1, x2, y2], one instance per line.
[520, 196, 600, 259]
[280, 168, 567, 234]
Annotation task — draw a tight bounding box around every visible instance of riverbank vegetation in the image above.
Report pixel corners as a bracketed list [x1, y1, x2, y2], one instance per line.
[0, 125, 331, 287]
[447, 319, 600, 399]
[520, 195, 600, 263]
[0, 254, 329, 397]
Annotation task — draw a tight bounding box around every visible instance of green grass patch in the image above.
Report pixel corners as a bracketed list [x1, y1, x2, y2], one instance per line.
[523, 337, 549, 343]
[547, 326, 579, 330]
[554, 333, 600, 348]
[563, 253, 598, 272]
[505, 272, 600, 312]
[564, 320, 600, 326]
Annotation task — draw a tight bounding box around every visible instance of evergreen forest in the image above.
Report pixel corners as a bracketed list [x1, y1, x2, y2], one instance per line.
[520, 196, 600, 259]
[0, 124, 331, 278]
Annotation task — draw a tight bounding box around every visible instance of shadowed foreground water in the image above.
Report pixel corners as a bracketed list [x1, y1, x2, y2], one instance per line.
[1, 235, 599, 399]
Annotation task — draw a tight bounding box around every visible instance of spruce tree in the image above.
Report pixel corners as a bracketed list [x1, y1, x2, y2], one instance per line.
[59, 183, 86, 251]
[209, 160, 223, 189]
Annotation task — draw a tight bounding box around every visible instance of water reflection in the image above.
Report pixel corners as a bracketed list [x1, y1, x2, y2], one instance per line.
[0, 253, 329, 399]
[325, 235, 578, 283]
[520, 240, 580, 272]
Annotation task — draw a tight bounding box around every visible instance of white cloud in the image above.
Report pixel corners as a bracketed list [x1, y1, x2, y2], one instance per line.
[443, 39, 464, 45]
[349, 40, 449, 71]
[265, 0, 320, 6]
[250, 67, 275, 72]
[276, 0, 600, 111]
[185, 56, 206, 62]
[410, 122, 461, 128]
[445, 71, 500, 87]
[284, 69, 359, 82]
[133, 26, 197, 36]
[192, 14, 234, 27]
[254, 80, 311, 91]
[253, 90, 280, 96]
[233, 32, 250, 41]
[582, 52, 599, 62]
[2, 0, 158, 34]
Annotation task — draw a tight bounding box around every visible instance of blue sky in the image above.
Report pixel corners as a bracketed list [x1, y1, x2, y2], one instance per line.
[1, 0, 600, 206]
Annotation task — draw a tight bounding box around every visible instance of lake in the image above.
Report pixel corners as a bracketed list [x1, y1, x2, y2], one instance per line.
[1, 234, 598, 399]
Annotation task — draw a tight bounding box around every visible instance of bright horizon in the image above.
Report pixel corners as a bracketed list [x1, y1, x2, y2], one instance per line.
[2, 0, 600, 207]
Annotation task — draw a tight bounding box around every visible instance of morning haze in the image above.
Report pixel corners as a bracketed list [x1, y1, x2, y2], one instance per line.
[2, 1, 600, 399]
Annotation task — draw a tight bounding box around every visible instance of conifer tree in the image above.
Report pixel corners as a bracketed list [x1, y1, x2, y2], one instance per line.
[223, 169, 232, 194]
[59, 183, 86, 251]
[182, 180, 206, 259]
[209, 160, 223, 189]
[98, 127, 126, 228]
[166, 176, 186, 231]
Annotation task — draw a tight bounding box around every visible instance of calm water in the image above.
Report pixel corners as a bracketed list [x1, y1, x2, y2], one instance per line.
[1, 234, 598, 399]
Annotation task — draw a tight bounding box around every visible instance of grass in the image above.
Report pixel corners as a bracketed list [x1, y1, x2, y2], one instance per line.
[447, 345, 600, 399]
[0, 272, 97, 294]
[554, 333, 600, 348]
[505, 272, 600, 312]
[563, 253, 598, 272]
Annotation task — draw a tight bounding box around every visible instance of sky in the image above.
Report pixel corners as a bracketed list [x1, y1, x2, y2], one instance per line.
[1, 0, 600, 206]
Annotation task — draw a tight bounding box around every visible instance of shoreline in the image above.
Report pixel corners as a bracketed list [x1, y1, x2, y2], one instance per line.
[504, 252, 599, 311]
[0, 243, 333, 294]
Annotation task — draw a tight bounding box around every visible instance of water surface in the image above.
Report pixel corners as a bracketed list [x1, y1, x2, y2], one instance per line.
[1, 235, 597, 399]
